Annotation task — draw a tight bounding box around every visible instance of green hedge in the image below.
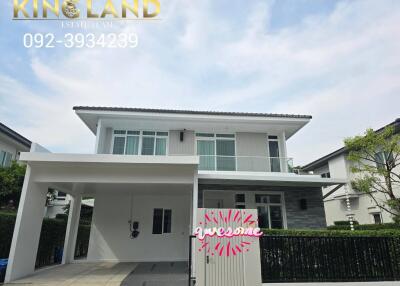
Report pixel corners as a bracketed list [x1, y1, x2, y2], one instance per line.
[328, 222, 400, 230]
[333, 220, 359, 226]
[262, 228, 400, 237]
[0, 213, 90, 267]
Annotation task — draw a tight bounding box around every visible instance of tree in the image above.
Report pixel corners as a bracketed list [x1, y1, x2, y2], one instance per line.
[345, 126, 400, 223]
[0, 161, 26, 208]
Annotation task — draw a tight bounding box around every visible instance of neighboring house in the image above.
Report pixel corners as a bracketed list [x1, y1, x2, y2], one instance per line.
[45, 193, 93, 219]
[45, 191, 69, 218]
[302, 118, 400, 226]
[5, 107, 345, 283]
[0, 122, 31, 167]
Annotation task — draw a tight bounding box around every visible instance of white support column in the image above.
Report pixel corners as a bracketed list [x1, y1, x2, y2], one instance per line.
[5, 166, 48, 282]
[280, 131, 288, 172]
[192, 173, 198, 233]
[94, 119, 103, 154]
[62, 194, 82, 264]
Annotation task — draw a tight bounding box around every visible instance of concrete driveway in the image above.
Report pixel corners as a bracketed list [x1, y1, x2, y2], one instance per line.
[4, 262, 188, 286]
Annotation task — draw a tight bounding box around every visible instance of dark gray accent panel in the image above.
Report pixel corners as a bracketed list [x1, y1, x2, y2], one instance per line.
[284, 189, 326, 229]
[199, 184, 326, 229]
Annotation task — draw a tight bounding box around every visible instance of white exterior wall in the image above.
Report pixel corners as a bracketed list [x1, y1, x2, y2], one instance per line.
[319, 153, 399, 225]
[96, 125, 290, 165]
[168, 130, 195, 155]
[0, 139, 18, 159]
[87, 192, 191, 262]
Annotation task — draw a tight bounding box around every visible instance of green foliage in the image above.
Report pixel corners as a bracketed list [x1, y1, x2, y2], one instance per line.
[333, 220, 359, 226]
[262, 228, 400, 237]
[0, 162, 26, 207]
[344, 125, 400, 221]
[0, 213, 90, 266]
[328, 222, 400, 231]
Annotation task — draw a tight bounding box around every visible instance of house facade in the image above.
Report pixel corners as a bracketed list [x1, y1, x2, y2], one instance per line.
[302, 118, 400, 226]
[5, 107, 345, 283]
[0, 122, 31, 168]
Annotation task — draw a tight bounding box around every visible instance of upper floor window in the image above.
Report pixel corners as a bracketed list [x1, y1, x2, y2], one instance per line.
[196, 133, 236, 171]
[268, 135, 280, 172]
[321, 172, 331, 178]
[0, 150, 13, 168]
[374, 151, 394, 169]
[112, 130, 168, 155]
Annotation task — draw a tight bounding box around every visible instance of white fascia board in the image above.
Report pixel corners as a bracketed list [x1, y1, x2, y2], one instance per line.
[75, 109, 311, 135]
[197, 171, 347, 186]
[19, 152, 199, 166]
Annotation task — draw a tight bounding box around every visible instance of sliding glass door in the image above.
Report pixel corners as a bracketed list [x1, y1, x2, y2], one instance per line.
[196, 133, 236, 171]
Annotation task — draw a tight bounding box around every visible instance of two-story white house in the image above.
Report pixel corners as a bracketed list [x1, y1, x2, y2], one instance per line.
[0, 122, 31, 168]
[302, 118, 400, 226]
[5, 107, 345, 283]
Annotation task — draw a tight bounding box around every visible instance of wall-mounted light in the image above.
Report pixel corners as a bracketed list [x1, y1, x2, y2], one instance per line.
[129, 221, 140, 239]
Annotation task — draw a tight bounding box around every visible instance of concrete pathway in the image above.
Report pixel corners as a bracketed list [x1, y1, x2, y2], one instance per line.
[5, 262, 138, 286]
[121, 262, 188, 286]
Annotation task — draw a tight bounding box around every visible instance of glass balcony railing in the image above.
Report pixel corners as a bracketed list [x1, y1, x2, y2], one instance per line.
[198, 155, 294, 173]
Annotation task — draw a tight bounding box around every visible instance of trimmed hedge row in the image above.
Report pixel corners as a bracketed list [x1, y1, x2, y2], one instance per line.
[328, 222, 400, 231]
[0, 212, 90, 268]
[262, 228, 400, 237]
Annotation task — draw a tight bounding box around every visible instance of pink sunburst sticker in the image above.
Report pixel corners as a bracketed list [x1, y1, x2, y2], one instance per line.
[194, 210, 263, 257]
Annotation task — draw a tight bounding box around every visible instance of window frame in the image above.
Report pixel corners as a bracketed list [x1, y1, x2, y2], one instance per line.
[152, 208, 172, 235]
[254, 192, 287, 229]
[195, 133, 237, 171]
[201, 190, 287, 229]
[0, 150, 13, 167]
[267, 135, 281, 172]
[111, 130, 169, 156]
[371, 212, 382, 224]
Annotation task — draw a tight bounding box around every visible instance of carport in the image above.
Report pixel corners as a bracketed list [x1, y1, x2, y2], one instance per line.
[5, 151, 199, 283]
[5, 262, 188, 286]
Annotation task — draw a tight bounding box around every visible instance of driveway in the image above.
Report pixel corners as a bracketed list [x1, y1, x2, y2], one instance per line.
[4, 262, 187, 286]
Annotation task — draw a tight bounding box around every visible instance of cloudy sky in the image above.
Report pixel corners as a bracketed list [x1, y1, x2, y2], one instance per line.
[0, 0, 399, 165]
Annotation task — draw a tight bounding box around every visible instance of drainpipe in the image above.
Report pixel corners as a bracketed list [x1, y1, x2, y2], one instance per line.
[344, 184, 354, 231]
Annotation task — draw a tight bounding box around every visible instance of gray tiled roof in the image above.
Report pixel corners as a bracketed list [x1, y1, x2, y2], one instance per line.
[0, 122, 31, 149]
[73, 106, 312, 119]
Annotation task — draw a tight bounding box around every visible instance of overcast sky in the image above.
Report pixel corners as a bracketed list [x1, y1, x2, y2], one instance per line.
[0, 0, 399, 165]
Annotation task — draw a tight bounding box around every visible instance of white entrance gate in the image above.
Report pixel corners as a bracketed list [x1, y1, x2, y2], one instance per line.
[194, 208, 262, 286]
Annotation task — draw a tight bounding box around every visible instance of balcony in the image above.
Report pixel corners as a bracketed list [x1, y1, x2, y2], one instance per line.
[198, 155, 294, 173]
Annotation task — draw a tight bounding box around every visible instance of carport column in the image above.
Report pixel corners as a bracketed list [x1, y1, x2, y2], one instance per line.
[62, 193, 82, 264]
[5, 166, 48, 282]
[192, 173, 198, 232]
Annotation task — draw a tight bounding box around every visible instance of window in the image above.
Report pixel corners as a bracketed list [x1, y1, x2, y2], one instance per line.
[375, 151, 394, 169]
[235, 194, 246, 209]
[57, 191, 66, 200]
[112, 130, 168, 155]
[152, 208, 172, 234]
[372, 213, 382, 224]
[255, 194, 284, 229]
[268, 136, 280, 172]
[321, 172, 331, 178]
[0, 150, 13, 167]
[196, 133, 236, 171]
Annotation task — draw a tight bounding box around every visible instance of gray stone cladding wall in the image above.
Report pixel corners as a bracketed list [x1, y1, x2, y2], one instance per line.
[199, 184, 327, 229]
